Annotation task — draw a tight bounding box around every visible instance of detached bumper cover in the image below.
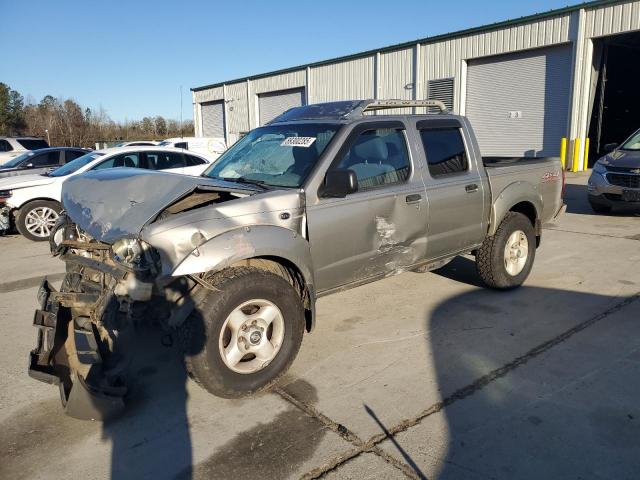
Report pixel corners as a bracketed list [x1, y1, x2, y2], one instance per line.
[0, 206, 10, 233]
[29, 278, 126, 421]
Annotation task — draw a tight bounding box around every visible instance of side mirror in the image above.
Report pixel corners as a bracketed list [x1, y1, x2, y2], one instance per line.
[604, 143, 617, 153]
[322, 169, 358, 198]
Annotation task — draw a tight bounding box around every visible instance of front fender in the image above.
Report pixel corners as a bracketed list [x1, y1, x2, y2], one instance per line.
[172, 225, 317, 327]
[490, 181, 542, 236]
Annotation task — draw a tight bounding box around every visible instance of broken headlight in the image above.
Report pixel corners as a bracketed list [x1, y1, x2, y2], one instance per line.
[112, 238, 147, 269]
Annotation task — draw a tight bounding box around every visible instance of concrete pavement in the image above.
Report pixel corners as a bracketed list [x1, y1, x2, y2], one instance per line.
[0, 172, 639, 479]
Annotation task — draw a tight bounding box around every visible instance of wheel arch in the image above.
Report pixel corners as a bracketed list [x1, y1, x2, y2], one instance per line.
[490, 182, 542, 241]
[172, 225, 317, 332]
[15, 196, 61, 212]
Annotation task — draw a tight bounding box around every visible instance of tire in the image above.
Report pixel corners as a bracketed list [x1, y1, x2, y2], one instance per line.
[588, 200, 612, 214]
[476, 212, 536, 290]
[179, 266, 305, 398]
[16, 200, 62, 242]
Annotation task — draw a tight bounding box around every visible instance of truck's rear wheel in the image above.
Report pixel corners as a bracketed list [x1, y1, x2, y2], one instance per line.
[179, 266, 305, 398]
[476, 212, 536, 289]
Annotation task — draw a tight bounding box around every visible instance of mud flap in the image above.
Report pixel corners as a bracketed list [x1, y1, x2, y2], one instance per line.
[28, 279, 126, 421]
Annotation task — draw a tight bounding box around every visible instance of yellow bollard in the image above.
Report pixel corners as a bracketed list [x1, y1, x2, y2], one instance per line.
[572, 138, 581, 172]
[560, 137, 567, 170]
[584, 137, 590, 171]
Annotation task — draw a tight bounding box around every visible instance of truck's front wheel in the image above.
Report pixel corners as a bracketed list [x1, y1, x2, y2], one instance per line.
[179, 266, 305, 398]
[476, 212, 536, 289]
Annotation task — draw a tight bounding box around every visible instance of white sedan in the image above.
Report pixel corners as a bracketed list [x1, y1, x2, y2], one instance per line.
[0, 146, 213, 241]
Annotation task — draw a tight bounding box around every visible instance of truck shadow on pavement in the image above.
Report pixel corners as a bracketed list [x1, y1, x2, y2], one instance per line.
[99, 314, 326, 480]
[420, 280, 640, 479]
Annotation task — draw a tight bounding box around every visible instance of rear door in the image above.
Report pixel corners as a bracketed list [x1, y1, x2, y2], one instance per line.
[417, 119, 485, 260]
[307, 121, 428, 292]
[145, 151, 185, 175]
[183, 153, 210, 176]
[23, 150, 62, 175]
[63, 150, 87, 163]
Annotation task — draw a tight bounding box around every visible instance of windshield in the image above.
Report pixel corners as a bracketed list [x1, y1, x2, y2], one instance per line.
[621, 130, 640, 150]
[48, 152, 104, 177]
[203, 123, 340, 188]
[2, 151, 34, 168]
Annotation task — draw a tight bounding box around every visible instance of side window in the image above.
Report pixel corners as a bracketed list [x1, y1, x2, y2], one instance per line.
[147, 151, 185, 170]
[65, 150, 86, 163]
[28, 151, 60, 167]
[335, 128, 410, 191]
[185, 154, 206, 166]
[0, 140, 13, 152]
[419, 128, 468, 177]
[93, 153, 141, 170]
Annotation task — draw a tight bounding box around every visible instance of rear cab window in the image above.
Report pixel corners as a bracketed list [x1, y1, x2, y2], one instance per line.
[417, 120, 469, 177]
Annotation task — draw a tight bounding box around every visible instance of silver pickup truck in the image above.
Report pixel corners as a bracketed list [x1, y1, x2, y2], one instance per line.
[28, 100, 565, 419]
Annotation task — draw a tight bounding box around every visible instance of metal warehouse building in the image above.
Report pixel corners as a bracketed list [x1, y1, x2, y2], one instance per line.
[192, 0, 640, 170]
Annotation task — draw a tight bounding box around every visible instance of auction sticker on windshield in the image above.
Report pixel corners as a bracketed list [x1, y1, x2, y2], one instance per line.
[281, 137, 316, 148]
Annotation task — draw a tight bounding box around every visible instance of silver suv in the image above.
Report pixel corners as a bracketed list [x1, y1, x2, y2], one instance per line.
[0, 136, 49, 164]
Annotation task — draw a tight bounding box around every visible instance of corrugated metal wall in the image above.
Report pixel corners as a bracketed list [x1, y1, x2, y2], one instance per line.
[192, 0, 640, 163]
[225, 82, 249, 135]
[584, 0, 640, 37]
[466, 45, 573, 157]
[258, 88, 305, 125]
[310, 56, 375, 102]
[419, 12, 573, 109]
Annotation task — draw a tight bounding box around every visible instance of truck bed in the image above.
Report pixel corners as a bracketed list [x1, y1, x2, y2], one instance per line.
[483, 156, 564, 225]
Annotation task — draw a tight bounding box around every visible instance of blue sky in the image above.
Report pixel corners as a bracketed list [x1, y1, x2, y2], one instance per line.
[2, 0, 574, 122]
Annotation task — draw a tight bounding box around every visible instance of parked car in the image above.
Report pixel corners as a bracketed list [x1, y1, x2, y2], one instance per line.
[114, 141, 159, 147]
[0, 137, 49, 164]
[27, 100, 565, 419]
[0, 146, 212, 241]
[588, 128, 640, 213]
[0, 147, 90, 179]
[158, 136, 226, 159]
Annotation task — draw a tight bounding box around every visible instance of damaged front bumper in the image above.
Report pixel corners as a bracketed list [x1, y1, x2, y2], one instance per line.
[29, 277, 127, 420]
[0, 206, 10, 234]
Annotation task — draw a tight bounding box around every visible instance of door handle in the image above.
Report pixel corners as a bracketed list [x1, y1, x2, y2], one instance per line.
[465, 184, 479, 193]
[406, 193, 423, 204]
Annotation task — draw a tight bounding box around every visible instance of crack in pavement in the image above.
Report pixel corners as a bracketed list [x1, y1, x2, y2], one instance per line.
[287, 291, 640, 479]
[543, 226, 640, 240]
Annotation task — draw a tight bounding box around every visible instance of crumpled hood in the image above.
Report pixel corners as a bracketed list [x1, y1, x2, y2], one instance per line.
[62, 168, 257, 243]
[0, 173, 54, 190]
[600, 149, 640, 169]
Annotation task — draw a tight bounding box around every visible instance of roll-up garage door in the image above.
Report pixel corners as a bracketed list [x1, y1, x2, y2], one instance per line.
[258, 88, 305, 125]
[466, 45, 572, 157]
[201, 101, 225, 138]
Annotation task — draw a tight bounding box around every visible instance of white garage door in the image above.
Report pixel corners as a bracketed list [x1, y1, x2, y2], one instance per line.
[466, 45, 572, 157]
[201, 101, 225, 137]
[258, 88, 305, 125]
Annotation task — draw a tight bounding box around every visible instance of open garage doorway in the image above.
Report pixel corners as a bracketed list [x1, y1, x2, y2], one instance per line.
[587, 31, 640, 166]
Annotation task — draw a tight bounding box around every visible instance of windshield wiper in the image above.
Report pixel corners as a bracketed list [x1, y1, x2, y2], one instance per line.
[220, 177, 271, 191]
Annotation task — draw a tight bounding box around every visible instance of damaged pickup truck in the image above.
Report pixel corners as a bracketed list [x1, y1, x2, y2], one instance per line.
[28, 100, 565, 420]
